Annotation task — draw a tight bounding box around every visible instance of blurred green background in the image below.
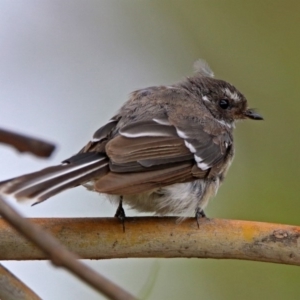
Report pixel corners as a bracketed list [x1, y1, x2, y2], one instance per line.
[1, 1, 299, 299]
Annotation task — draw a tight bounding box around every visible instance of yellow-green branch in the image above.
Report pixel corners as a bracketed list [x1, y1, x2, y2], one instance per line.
[1, 217, 299, 265]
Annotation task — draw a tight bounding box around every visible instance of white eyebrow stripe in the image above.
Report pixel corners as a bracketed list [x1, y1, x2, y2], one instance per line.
[224, 88, 240, 101]
[202, 95, 210, 102]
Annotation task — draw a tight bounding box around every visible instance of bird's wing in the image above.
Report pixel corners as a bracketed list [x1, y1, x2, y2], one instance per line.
[109, 116, 231, 171]
[95, 116, 232, 195]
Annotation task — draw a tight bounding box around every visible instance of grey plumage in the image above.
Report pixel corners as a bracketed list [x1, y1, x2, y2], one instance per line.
[0, 60, 263, 217]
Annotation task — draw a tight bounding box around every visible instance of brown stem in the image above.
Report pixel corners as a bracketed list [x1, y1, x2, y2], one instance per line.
[0, 128, 55, 158]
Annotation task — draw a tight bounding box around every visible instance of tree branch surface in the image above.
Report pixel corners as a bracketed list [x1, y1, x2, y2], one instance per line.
[0, 216, 299, 265]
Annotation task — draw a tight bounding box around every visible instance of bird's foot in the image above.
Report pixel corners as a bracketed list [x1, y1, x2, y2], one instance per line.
[114, 197, 126, 232]
[195, 208, 207, 229]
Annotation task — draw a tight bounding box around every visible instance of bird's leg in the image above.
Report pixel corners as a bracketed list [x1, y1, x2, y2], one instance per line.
[195, 207, 206, 229]
[114, 196, 126, 232]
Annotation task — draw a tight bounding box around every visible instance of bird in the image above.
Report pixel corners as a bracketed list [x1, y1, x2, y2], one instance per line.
[0, 60, 263, 225]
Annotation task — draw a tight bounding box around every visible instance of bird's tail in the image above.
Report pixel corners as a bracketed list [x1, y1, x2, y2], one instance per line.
[0, 152, 109, 204]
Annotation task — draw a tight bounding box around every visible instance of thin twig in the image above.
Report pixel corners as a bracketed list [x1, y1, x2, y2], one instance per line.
[0, 128, 55, 158]
[0, 196, 136, 300]
[0, 263, 41, 300]
[0, 216, 299, 265]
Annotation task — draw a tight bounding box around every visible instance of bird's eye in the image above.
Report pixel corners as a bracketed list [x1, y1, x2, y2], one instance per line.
[219, 99, 230, 109]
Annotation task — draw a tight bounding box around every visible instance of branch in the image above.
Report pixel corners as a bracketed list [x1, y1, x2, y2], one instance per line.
[0, 216, 299, 265]
[0, 263, 41, 300]
[0, 196, 136, 300]
[0, 128, 55, 158]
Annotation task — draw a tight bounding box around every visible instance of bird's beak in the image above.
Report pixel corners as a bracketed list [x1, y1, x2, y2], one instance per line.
[244, 109, 263, 120]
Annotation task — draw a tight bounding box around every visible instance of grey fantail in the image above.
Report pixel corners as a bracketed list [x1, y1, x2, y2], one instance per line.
[0, 60, 263, 222]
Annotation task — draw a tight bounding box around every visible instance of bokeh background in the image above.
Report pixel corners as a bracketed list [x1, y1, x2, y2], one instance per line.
[1, 1, 299, 299]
